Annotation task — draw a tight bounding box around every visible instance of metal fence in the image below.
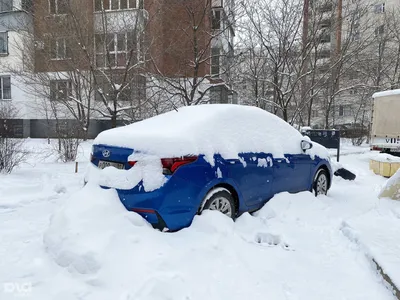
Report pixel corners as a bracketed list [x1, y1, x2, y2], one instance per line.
[0, 119, 125, 139]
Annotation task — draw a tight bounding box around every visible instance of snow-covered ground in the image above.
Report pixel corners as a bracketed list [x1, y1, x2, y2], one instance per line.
[1, 139, 400, 300]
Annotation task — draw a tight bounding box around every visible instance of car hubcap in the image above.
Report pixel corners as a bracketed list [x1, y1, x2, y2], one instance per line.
[316, 173, 328, 195]
[208, 197, 233, 217]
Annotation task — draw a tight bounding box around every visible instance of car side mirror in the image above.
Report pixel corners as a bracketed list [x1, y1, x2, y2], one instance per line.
[301, 140, 313, 151]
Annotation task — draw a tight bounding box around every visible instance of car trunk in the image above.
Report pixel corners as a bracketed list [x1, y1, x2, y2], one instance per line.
[91, 144, 135, 170]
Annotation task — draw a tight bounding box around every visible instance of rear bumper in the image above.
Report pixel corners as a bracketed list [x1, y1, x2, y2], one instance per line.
[130, 209, 169, 231]
[114, 176, 206, 231]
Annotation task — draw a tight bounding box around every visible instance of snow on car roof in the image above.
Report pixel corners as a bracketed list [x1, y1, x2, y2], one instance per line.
[94, 104, 328, 163]
[372, 89, 400, 98]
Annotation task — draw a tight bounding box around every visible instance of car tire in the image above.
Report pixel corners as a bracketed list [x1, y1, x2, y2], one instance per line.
[200, 188, 235, 218]
[313, 169, 329, 196]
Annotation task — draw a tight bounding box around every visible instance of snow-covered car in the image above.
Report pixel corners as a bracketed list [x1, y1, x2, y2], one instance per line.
[85, 104, 332, 231]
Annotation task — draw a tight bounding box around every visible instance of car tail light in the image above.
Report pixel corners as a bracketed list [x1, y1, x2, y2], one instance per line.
[128, 161, 137, 167]
[161, 156, 198, 175]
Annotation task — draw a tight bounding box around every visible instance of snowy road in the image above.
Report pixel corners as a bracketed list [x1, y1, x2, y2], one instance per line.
[0, 140, 399, 300]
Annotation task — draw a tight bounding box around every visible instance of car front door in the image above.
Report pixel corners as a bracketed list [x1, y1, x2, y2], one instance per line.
[224, 152, 274, 208]
[272, 155, 298, 194]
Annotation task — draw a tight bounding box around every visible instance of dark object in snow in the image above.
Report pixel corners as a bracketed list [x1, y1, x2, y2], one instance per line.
[334, 168, 356, 181]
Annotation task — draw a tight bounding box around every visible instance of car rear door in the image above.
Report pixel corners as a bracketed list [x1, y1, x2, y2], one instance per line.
[223, 152, 274, 207]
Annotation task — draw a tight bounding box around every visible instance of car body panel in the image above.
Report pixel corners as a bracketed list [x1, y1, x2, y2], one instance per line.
[89, 142, 332, 231]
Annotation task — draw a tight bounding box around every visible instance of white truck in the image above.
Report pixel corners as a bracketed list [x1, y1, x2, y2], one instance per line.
[371, 89, 400, 154]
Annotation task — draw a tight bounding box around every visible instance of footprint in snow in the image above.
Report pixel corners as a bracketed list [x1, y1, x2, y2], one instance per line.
[255, 232, 293, 251]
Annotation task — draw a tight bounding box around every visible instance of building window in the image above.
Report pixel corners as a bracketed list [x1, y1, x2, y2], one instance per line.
[339, 105, 352, 117]
[374, 3, 385, 13]
[0, 0, 12, 12]
[317, 49, 330, 59]
[50, 80, 72, 101]
[49, 0, 69, 14]
[320, 33, 331, 43]
[95, 32, 137, 68]
[320, 19, 331, 30]
[211, 47, 220, 77]
[311, 110, 319, 118]
[212, 9, 222, 30]
[0, 76, 11, 100]
[49, 37, 70, 60]
[319, 3, 333, 13]
[375, 25, 385, 36]
[0, 32, 8, 54]
[94, 0, 142, 11]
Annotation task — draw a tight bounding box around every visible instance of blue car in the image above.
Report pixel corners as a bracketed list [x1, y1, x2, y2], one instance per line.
[87, 104, 332, 231]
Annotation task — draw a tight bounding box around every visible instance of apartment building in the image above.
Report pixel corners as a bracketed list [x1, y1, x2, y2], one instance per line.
[0, 0, 33, 122]
[32, 0, 235, 124]
[309, 0, 400, 129]
[0, 0, 235, 138]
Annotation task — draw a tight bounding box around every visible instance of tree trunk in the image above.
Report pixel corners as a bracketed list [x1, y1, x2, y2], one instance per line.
[111, 114, 117, 128]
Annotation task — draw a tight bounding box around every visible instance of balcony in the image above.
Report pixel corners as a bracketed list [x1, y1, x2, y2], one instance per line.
[94, 9, 148, 33]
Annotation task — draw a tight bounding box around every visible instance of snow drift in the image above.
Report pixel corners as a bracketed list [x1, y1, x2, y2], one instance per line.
[379, 168, 400, 200]
[41, 183, 394, 300]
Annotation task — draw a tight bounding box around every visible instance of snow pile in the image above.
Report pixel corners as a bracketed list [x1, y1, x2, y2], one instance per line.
[369, 152, 400, 163]
[94, 104, 329, 164]
[43, 183, 151, 275]
[84, 153, 166, 191]
[379, 168, 400, 200]
[39, 183, 394, 300]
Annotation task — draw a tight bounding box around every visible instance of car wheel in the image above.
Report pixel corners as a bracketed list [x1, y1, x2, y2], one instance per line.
[200, 188, 235, 218]
[313, 169, 329, 196]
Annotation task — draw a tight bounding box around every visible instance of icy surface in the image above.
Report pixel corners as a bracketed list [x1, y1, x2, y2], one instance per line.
[0, 139, 399, 300]
[94, 104, 329, 164]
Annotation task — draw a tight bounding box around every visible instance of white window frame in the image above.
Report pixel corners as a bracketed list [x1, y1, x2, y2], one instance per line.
[339, 105, 352, 117]
[50, 37, 69, 60]
[211, 9, 223, 30]
[94, 0, 143, 12]
[0, 32, 8, 55]
[49, 0, 69, 15]
[50, 80, 72, 101]
[95, 32, 138, 69]
[211, 47, 220, 77]
[0, 76, 12, 101]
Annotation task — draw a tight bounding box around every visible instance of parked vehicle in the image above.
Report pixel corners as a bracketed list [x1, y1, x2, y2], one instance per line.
[86, 104, 332, 231]
[371, 89, 400, 155]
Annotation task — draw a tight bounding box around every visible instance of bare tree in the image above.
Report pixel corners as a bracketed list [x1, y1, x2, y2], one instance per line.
[8, 0, 159, 130]
[148, 0, 236, 106]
